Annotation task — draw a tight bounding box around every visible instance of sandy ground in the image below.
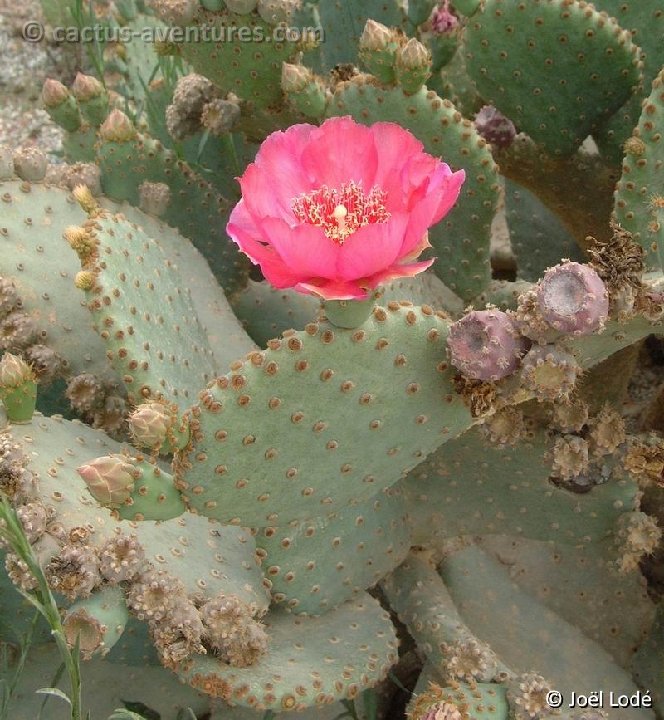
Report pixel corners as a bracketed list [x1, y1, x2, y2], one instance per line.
[0, 0, 68, 156]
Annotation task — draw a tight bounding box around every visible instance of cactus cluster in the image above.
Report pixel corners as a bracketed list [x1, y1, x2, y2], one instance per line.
[1, 0, 664, 718]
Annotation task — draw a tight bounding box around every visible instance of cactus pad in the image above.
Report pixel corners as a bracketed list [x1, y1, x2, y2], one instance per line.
[464, 0, 643, 155]
[175, 304, 473, 525]
[176, 593, 398, 711]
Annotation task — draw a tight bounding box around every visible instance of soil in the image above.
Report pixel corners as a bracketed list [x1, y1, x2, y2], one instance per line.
[0, 0, 71, 157]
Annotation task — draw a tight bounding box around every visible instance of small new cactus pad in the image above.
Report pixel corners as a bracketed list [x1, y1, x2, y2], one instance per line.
[176, 593, 398, 711]
[446, 309, 525, 381]
[464, 0, 643, 155]
[175, 305, 473, 525]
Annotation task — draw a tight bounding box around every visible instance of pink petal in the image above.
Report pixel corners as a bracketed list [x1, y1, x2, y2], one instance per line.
[367, 258, 436, 287]
[239, 123, 318, 220]
[227, 200, 279, 266]
[400, 232, 432, 263]
[428, 167, 466, 224]
[401, 168, 465, 256]
[258, 216, 340, 280]
[296, 279, 371, 301]
[300, 116, 378, 189]
[370, 122, 426, 206]
[336, 213, 410, 280]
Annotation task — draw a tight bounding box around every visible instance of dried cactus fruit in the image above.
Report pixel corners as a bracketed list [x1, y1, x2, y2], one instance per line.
[520, 345, 581, 403]
[552, 435, 589, 481]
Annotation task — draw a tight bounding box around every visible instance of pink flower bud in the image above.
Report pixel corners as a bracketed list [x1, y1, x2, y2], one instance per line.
[76, 455, 139, 506]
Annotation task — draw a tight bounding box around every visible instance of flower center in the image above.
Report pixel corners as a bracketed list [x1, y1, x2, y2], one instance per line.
[291, 181, 390, 244]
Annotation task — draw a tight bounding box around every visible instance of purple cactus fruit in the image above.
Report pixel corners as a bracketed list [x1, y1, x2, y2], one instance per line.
[537, 262, 609, 335]
[447, 309, 526, 381]
[474, 105, 517, 149]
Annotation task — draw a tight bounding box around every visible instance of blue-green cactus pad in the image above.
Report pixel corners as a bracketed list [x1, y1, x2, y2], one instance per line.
[464, 0, 643, 155]
[176, 593, 398, 712]
[175, 304, 473, 525]
[255, 484, 411, 615]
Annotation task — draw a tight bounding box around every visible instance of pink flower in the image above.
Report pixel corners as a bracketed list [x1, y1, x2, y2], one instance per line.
[227, 116, 465, 300]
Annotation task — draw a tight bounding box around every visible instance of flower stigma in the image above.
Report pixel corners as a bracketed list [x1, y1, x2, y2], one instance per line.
[291, 180, 390, 244]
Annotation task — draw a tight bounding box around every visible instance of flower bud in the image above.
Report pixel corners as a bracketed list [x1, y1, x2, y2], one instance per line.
[128, 402, 172, 449]
[281, 62, 312, 93]
[430, 1, 459, 33]
[76, 455, 139, 506]
[359, 19, 393, 51]
[281, 63, 327, 117]
[0, 353, 37, 423]
[359, 20, 402, 84]
[99, 109, 137, 143]
[395, 38, 432, 94]
[71, 73, 105, 102]
[0, 353, 35, 388]
[42, 79, 70, 107]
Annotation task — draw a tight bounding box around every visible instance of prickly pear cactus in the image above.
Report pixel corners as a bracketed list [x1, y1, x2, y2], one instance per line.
[2, 1, 664, 718]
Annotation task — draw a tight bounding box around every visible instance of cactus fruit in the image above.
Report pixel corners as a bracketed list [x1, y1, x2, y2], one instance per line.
[447, 309, 525, 381]
[536, 262, 610, 336]
[520, 345, 581, 403]
[474, 105, 516, 150]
